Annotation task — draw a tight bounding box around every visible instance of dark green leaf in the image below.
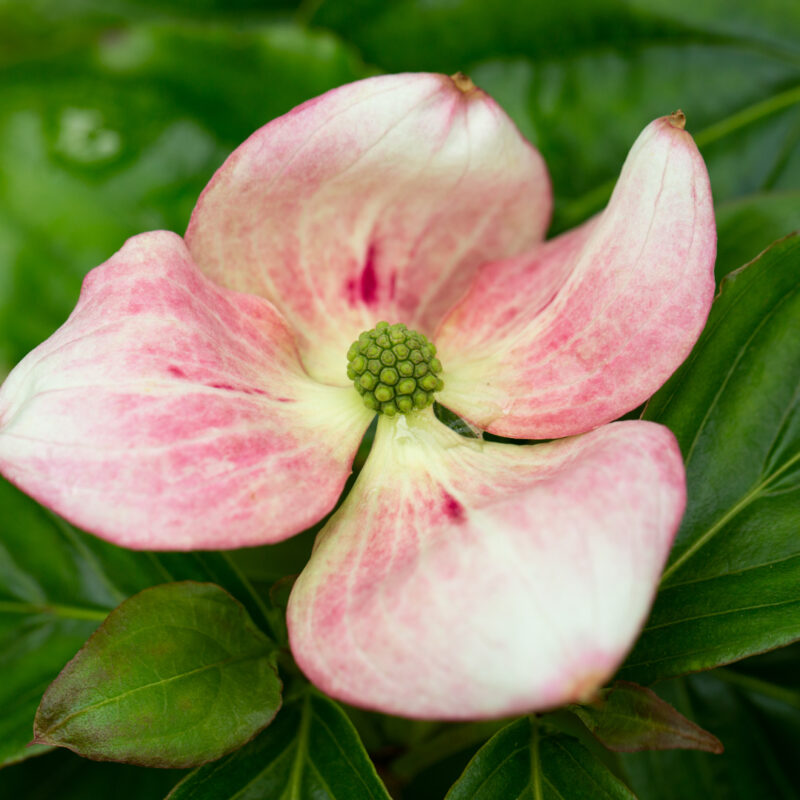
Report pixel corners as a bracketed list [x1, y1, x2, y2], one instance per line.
[312, 0, 800, 70]
[727, 639, 800, 690]
[389, 720, 508, 784]
[167, 692, 392, 800]
[446, 717, 636, 800]
[620, 667, 800, 799]
[571, 681, 722, 753]
[0, 748, 184, 800]
[621, 234, 800, 684]
[715, 192, 800, 281]
[34, 582, 280, 768]
[0, 477, 272, 767]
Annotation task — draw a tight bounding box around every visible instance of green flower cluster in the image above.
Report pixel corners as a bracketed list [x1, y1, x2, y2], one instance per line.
[347, 322, 444, 416]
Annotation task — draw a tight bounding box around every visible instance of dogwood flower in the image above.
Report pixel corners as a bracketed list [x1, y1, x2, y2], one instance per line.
[0, 73, 715, 719]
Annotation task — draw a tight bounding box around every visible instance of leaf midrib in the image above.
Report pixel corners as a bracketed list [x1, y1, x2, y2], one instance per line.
[582, 708, 712, 746]
[284, 693, 312, 800]
[662, 448, 800, 584]
[531, 717, 543, 800]
[642, 597, 800, 633]
[40, 650, 266, 738]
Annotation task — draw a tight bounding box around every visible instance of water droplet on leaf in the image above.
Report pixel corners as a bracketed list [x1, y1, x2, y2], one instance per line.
[54, 109, 121, 165]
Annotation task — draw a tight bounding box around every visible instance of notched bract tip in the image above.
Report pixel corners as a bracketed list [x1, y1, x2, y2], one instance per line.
[450, 71, 477, 94]
[668, 109, 686, 130]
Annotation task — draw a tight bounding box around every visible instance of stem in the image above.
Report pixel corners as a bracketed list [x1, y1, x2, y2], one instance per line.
[694, 84, 800, 148]
[220, 552, 275, 634]
[713, 668, 800, 709]
[0, 599, 108, 621]
[391, 720, 507, 780]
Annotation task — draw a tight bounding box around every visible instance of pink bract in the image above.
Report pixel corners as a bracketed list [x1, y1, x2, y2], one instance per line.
[0, 73, 716, 718]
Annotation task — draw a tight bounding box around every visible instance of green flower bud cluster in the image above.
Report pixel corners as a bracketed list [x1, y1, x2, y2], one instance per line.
[347, 322, 444, 416]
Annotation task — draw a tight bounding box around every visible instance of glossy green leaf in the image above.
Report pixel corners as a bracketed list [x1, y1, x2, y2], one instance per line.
[0, 477, 273, 767]
[571, 681, 722, 753]
[446, 717, 636, 800]
[620, 234, 800, 684]
[167, 692, 392, 800]
[620, 663, 800, 799]
[34, 582, 280, 768]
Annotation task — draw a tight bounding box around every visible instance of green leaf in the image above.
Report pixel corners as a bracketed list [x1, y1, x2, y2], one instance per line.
[620, 665, 800, 799]
[620, 234, 800, 684]
[167, 692, 392, 800]
[446, 717, 636, 800]
[571, 681, 722, 753]
[34, 582, 281, 768]
[0, 477, 272, 767]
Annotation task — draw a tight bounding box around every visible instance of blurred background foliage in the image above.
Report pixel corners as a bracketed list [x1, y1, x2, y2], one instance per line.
[0, 0, 798, 377]
[0, 1, 798, 798]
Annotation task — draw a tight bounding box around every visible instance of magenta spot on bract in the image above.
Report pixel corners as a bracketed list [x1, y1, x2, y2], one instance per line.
[442, 491, 465, 523]
[389, 271, 397, 300]
[167, 366, 186, 378]
[207, 382, 268, 396]
[360, 244, 378, 305]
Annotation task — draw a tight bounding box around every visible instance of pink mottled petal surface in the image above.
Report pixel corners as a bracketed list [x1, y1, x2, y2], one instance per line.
[437, 115, 716, 439]
[186, 73, 551, 385]
[0, 232, 373, 550]
[287, 410, 685, 719]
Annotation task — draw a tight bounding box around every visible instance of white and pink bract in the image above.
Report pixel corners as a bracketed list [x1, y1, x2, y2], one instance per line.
[0, 74, 716, 719]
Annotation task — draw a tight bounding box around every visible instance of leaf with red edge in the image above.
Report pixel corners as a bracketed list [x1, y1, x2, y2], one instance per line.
[34, 582, 281, 768]
[571, 681, 723, 753]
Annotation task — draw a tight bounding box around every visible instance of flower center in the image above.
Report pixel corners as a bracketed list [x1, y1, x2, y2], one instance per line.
[346, 322, 444, 416]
